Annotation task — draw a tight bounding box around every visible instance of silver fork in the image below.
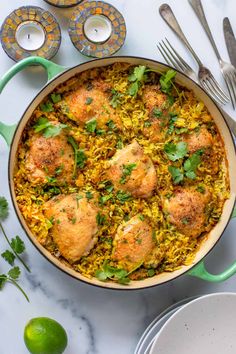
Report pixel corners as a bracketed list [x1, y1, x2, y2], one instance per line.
[159, 3, 229, 106]
[157, 38, 236, 136]
[189, 0, 236, 109]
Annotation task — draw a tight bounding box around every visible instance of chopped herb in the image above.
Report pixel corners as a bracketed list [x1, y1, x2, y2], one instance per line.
[119, 163, 137, 184]
[164, 142, 188, 161]
[85, 118, 97, 133]
[51, 93, 61, 103]
[144, 121, 152, 127]
[75, 194, 83, 208]
[56, 219, 61, 224]
[184, 149, 203, 180]
[95, 261, 130, 284]
[96, 129, 105, 135]
[176, 127, 189, 135]
[196, 185, 205, 194]
[116, 191, 132, 204]
[34, 117, 67, 138]
[96, 212, 106, 226]
[71, 217, 76, 224]
[168, 166, 184, 184]
[136, 238, 142, 245]
[49, 216, 55, 225]
[46, 176, 57, 184]
[167, 95, 175, 106]
[139, 214, 145, 221]
[166, 114, 178, 135]
[110, 89, 122, 108]
[85, 191, 93, 200]
[116, 139, 123, 149]
[85, 97, 93, 105]
[159, 69, 176, 94]
[106, 120, 116, 130]
[67, 136, 87, 177]
[40, 101, 54, 112]
[152, 108, 162, 118]
[60, 149, 65, 156]
[128, 65, 147, 96]
[99, 194, 113, 205]
[182, 217, 189, 225]
[147, 269, 155, 277]
[55, 165, 64, 175]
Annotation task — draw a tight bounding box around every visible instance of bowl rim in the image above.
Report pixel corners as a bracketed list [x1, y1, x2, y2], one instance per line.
[8, 55, 236, 290]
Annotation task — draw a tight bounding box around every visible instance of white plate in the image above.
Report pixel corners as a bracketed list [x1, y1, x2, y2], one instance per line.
[135, 296, 198, 354]
[150, 292, 236, 354]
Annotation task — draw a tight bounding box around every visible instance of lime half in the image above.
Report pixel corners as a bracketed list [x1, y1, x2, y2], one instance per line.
[24, 317, 68, 354]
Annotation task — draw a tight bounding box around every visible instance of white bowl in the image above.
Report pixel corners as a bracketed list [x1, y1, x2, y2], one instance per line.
[150, 292, 236, 354]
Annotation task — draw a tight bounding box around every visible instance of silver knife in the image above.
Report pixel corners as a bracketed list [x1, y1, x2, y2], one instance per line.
[223, 17, 236, 68]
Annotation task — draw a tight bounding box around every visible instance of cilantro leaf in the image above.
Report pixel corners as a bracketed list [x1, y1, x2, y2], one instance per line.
[34, 118, 67, 138]
[164, 142, 188, 161]
[116, 191, 132, 204]
[85, 191, 93, 200]
[0, 197, 8, 220]
[184, 149, 203, 180]
[128, 65, 147, 96]
[99, 194, 113, 205]
[95, 270, 107, 281]
[51, 93, 61, 103]
[147, 269, 155, 277]
[85, 97, 93, 105]
[40, 102, 54, 112]
[119, 163, 137, 184]
[8, 266, 21, 280]
[1, 250, 15, 266]
[110, 89, 122, 108]
[0, 275, 7, 289]
[67, 136, 87, 177]
[160, 69, 176, 94]
[95, 261, 130, 284]
[96, 212, 106, 226]
[168, 166, 184, 184]
[106, 120, 116, 130]
[10, 236, 25, 254]
[85, 118, 97, 133]
[128, 81, 139, 96]
[152, 108, 162, 118]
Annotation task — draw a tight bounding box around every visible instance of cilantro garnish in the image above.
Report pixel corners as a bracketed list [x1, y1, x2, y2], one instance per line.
[96, 212, 106, 225]
[95, 261, 130, 284]
[184, 149, 203, 180]
[106, 120, 116, 130]
[164, 142, 188, 161]
[152, 108, 162, 118]
[119, 163, 137, 184]
[67, 136, 87, 177]
[159, 69, 176, 94]
[196, 185, 205, 194]
[85, 118, 97, 133]
[128, 65, 147, 96]
[51, 93, 61, 103]
[85, 97, 93, 105]
[34, 117, 67, 138]
[147, 269, 155, 277]
[0, 197, 30, 301]
[116, 191, 132, 204]
[110, 89, 122, 108]
[40, 101, 54, 112]
[166, 113, 178, 135]
[99, 194, 113, 205]
[168, 166, 184, 184]
[85, 191, 93, 200]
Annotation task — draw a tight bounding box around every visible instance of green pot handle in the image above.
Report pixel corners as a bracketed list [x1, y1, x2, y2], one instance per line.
[188, 207, 236, 282]
[0, 56, 66, 146]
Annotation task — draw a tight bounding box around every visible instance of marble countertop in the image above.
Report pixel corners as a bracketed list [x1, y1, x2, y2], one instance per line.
[0, 0, 236, 353]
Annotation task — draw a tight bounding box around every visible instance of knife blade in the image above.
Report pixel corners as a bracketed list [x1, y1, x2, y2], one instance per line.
[223, 17, 236, 68]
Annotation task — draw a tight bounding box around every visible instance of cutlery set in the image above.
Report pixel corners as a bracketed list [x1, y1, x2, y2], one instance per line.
[158, 0, 236, 110]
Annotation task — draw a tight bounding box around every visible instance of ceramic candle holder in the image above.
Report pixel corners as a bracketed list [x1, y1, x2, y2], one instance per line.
[68, 0, 126, 58]
[43, 0, 83, 8]
[0, 6, 61, 62]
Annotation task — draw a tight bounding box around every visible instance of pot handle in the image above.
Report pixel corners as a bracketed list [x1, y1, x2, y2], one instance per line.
[0, 56, 66, 145]
[188, 208, 236, 282]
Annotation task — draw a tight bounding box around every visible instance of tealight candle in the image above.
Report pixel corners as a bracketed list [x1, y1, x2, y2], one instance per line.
[83, 15, 112, 44]
[15, 21, 46, 51]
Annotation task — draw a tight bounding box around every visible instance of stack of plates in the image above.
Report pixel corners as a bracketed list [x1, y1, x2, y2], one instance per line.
[135, 293, 236, 354]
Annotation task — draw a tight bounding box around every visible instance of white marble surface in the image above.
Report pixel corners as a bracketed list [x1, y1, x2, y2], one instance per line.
[0, 0, 236, 353]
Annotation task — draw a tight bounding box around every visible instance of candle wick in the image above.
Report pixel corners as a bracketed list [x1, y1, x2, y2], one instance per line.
[28, 34, 30, 39]
[94, 28, 98, 33]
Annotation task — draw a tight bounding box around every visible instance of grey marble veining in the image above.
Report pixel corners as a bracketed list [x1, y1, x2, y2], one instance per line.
[0, 0, 236, 353]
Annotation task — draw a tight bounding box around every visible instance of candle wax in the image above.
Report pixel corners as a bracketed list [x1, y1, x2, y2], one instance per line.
[15, 21, 45, 51]
[84, 15, 112, 43]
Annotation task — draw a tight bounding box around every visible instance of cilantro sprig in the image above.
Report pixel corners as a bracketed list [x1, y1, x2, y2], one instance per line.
[0, 197, 30, 301]
[34, 117, 67, 138]
[128, 65, 147, 96]
[110, 89, 122, 108]
[164, 142, 188, 161]
[119, 163, 137, 184]
[67, 136, 87, 178]
[159, 70, 176, 94]
[95, 261, 130, 284]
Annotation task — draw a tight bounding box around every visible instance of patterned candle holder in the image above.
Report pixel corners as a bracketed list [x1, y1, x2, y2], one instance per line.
[43, 0, 83, 8]
[0, 6, 61, 62]
[68, 1, 126, 58]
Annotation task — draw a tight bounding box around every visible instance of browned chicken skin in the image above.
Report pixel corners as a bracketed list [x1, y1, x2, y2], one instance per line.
[25, 129, 74, 184]
[106, 140, 157, 198]
[44, 193, 99, 263]
[163, 187, 211, 238]
[59, 79, 122, 129]
[112, 215, 155, 271]
[142, 85, 167, 142]
[184, 126, 213, 154]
